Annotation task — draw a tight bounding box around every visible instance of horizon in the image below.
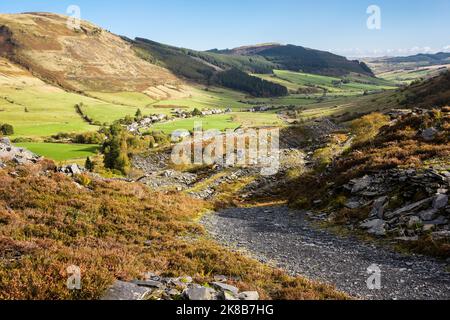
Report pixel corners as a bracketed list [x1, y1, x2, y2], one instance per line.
[0, 0, 449, 58]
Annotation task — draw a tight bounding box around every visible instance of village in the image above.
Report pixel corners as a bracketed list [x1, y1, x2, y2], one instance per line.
[126, 107, 233, 133]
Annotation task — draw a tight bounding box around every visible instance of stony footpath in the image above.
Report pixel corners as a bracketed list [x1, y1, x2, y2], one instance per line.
[201, 206, 450, 300]
[102, 273, 259, 301]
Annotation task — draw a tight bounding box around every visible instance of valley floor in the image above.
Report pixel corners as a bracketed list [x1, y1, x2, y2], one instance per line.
[201, 206, 450, 300]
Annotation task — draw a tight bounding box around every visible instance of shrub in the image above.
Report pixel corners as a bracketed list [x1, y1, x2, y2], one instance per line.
[85, 157, 95, 172]
[350, 113, 390, 143]
[0, 123, 14, 136]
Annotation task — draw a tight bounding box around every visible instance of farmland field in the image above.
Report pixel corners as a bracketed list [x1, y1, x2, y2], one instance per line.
[255, 70, 397, 95]
[15, 142, 99, 161]
[149, 114, 240, 134]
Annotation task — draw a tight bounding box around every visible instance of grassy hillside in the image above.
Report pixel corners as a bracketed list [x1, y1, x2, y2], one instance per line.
[378, 66, 449, 84]
[254, 70, 397, 96]
[0, 13, 181, 93]
[289, 71, 450, 122]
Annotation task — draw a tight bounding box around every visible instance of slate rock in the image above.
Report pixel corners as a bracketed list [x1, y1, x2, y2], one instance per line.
[132, 280, 165, 289]
[211, 282, 239, 294]
[238, 291, 260, 300]
[101, 281, 150, 300]
[184, 287, 216, 301]
[433, 194, 448, 210]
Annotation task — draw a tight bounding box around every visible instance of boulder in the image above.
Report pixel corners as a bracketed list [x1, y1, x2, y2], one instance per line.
[351, 175, 372, 193]
[221, 291, 239, 300]
[419, 209, 438, 221]
[433, 194, 448, 210]
[370, 196, 388, 218]
[345, 199, 361, 209]
[70, 164, 82, 175]
[211, 282, 239, 294]
[132, 280, 165, 289]
[421, 127, 438, 141]
[360, 219, 386, 236]
[0, 137, 11, 146]
[385, 198, 432, 219]
[238, 291, 260, 300]
[183, 287, 217, 301]
[101, 281, 150, 300]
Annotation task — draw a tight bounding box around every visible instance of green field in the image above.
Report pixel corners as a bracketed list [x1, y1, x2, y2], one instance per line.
[150, 112, 283, 134]
[0, 76, 391, 144]
[255, 70, 397, 95]
[0, 87, 151, 137]
[15, 142, 99, 161]
[150, 114, 240, 134]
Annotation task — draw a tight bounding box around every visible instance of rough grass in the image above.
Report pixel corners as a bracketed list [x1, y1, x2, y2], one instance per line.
[0, 163, 348, 300]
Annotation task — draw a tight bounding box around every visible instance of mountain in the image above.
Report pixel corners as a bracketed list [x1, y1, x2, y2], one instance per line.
[131, 38, 277, 79]
[365, 52, 450, 74]
[375, 52, 450, 65]
[131, 38, 287, 97]
[0, 13, 373, 99]
[209, 43, 374, 77]
[0, 13, 181, 93]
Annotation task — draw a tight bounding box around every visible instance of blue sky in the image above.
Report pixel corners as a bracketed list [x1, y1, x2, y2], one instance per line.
[1, 0, 449, 57]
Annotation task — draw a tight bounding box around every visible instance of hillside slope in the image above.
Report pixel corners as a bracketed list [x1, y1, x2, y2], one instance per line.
[132, 38, 276, 82]
[0, 13, 181, 92]
[366, 52, 450, 74]
[210, 44, 374, 77]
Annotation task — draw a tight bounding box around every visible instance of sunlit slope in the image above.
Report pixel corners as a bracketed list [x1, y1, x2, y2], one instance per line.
[0, 12, 182, 93]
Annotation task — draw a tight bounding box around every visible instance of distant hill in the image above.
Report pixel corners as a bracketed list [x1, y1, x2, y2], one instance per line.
[376, 52, 450, 65]
[365, 52, 450, 74]
[0, 13, 373, 99]
[132, 38, 287, 97]
[209, 44, 374, 77]
[132, 38, 276, 81]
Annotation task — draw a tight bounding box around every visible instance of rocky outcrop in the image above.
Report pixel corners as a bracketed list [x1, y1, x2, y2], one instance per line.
[337, 167, 450, 241]
[57, 164, 85, 175]
[0, 138, 41, 165]
[101, 274, 259, 301]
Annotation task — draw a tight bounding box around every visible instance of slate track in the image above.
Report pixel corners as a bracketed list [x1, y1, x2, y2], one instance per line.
[201, 206, 450, 300]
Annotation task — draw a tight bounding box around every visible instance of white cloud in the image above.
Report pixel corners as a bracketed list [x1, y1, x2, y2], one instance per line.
[443, 45, 450, 52]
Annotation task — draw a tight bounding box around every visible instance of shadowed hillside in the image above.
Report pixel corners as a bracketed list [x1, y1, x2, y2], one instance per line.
[210, 43, 374, 77]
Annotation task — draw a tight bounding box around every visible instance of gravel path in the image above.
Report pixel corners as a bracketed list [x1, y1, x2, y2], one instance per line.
[201, 206, 450, 300]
